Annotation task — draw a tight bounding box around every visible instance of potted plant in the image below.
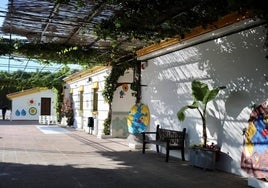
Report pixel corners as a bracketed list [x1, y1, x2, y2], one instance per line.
[177, 80, 226, 169]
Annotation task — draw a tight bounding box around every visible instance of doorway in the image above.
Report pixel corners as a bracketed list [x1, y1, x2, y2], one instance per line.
[41, 98, 51, 115]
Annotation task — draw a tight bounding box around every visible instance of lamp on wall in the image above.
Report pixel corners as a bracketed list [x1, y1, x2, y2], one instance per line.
[88, 77, 92, 82]
[141, 61, 148, 70]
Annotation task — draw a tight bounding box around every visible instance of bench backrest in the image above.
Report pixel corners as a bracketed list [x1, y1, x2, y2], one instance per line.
[156, 125, 186, 146]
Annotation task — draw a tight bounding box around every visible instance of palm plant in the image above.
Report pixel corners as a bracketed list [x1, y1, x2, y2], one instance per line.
[177, 80, 226, 147]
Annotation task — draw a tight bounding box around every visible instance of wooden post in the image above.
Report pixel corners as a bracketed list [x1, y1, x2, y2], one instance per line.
[135, 60, 141, 104]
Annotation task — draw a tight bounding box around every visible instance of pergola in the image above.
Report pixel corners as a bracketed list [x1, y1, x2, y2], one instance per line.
[0, 0, 145, 72]
[5, 1, 112, 46]
[1, 0, 265, 73]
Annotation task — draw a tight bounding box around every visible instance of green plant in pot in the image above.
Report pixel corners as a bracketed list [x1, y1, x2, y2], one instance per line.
[177, 80, 226, 150]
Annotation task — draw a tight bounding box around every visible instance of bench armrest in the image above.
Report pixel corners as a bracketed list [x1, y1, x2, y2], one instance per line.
[141, 131, 157, 135]
[141, 131, 157, 141]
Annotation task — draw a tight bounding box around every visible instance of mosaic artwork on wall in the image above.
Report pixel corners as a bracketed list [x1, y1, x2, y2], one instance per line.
[241, 101, 268, 181]
[127, 103, 150, 134]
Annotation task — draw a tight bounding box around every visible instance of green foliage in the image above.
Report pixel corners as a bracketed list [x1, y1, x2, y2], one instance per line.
[103, 114, 111, 135]
[191, 80, 226, 104]
[2, 1, 268, 67]
[0, 40, 110, 67]
[177, 80, 226, 146]
[93, 0, 268, 43]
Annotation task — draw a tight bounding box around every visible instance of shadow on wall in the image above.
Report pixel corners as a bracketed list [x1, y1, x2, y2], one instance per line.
[216, 151, 234, 172]
[200, 25, 268, 105]
[141, 24, 267, 143]
[207, 113, 224, 144]
[225, 91, 251, 118]
[142, 76, 186, 130]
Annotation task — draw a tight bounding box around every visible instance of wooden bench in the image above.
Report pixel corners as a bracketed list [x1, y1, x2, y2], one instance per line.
[141, 125, 186, 162]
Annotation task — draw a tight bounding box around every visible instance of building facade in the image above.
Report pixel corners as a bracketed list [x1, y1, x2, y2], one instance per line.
[63, 66, 136, 138]
[7, 87, 57, 121]
[137, 14, 268, 178]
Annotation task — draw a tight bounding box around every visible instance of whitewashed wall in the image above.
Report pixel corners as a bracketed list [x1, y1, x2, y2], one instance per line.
[65, 67, 137, 138]
[139, 20, 268, 177]
[11, 89, 57, 121]
[111, 68, 136, 137]
[65, 68, 110, 137]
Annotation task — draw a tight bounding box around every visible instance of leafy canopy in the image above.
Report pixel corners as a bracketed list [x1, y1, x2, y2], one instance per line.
[2, 0, 268, 66]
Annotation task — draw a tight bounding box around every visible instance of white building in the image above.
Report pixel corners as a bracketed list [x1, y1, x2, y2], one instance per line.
[63, 66, 136, 138]
[7, 87, 57, 121]
[137, 13, 268, 179]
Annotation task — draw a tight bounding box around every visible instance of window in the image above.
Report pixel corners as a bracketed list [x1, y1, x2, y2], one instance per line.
[78, 85, 84, 111]
[79, 91, 83, 111]
[92, 82, 99, 112]
[93, 88, 98, 111]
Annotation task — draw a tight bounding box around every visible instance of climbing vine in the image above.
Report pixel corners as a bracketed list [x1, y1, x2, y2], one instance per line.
[102, 60, 134, 134]
[2, 1, 268, 67]
[0, 40, 111, 67]
[102, 61, 134, 103]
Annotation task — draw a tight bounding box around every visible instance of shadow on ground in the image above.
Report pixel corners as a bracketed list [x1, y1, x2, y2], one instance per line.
[0, 149, 248, 188]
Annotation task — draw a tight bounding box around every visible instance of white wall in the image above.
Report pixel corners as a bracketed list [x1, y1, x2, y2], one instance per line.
[65, 68, 110, 137]
[111, 68, 136, 137]
[139, 20, 268, 177]
[112, 69, 136, 111]
[11, 89, 57, 121]
[65, 68, 137, 138]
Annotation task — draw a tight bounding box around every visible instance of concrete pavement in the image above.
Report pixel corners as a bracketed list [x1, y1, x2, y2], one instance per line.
[0, 120, 249, 188]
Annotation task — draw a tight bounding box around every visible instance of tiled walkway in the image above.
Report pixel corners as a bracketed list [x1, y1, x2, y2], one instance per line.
[0, 121, 248, 188]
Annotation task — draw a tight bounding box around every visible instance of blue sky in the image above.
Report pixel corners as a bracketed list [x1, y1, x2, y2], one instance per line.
[0, 0, 82, 73]
[0, 0, 7, 27]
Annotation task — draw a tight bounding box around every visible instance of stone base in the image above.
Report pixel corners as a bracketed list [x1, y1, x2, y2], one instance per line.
[248, 176, 268, 188]
[127, 134, 143, 149]
[189, 148, 216, 170]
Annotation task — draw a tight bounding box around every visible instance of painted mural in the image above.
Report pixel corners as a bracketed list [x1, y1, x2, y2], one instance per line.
[15, 98, 38, 117]
[241, 101, 268, 181]
[127, 103, 150, 134]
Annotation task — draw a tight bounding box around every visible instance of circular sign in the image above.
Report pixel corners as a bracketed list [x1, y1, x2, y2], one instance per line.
[29, 107, 37, 115]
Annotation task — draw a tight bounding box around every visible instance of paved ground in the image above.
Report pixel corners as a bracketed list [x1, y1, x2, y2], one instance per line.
[0, 120, 249, 188]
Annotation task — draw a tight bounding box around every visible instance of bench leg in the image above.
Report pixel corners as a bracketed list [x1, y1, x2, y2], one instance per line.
[156, 145, 159, 153]
[181, 148, 185, 161]
[165, 141, 170, 162]
[166, 147, 170, 162]
[142, 142, 146, 154]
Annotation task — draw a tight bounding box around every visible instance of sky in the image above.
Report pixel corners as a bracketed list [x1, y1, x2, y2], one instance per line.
[0, 0, 7, 27]
[0, 0, 82, 73]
